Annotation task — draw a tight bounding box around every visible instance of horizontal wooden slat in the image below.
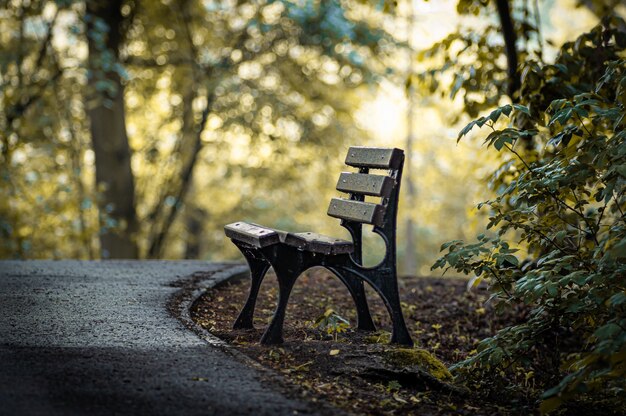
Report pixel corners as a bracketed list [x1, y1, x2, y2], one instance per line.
[224, 222, 280, 248]
[336, 172, 394, 197]
[284, 232, 353, 255]
[225, 222, 354, 254]
[345, 147, 403, 170]
[327, 198, 386, 225]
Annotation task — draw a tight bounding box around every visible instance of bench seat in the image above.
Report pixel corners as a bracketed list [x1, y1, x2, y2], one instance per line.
[283, 232, 353, 255]
[224, 222, 353, 255]
[224, 222, 280, 247]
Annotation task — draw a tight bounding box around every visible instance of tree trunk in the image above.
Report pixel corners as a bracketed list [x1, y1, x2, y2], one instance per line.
[86, 1, 138, 258]
[184, 202, 206, 259]
[495, 0, 520, 100]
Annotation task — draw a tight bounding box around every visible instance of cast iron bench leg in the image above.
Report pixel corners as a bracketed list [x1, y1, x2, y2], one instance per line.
[339, 268, 413, 346]
[376, 276, 413, 346]
[232, 245, 271, 330]
[259, 263, 299, 345]
[327, 266, 376, 332]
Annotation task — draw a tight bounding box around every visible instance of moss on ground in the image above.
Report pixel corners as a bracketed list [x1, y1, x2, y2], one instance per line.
[384, 348, 453, 381]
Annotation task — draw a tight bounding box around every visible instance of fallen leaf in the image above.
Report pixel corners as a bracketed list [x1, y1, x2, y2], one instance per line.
[329, 349, 340, 356]
[393, 393, 407, 404]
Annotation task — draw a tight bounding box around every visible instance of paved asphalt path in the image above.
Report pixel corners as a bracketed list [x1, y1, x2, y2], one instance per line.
[0, 261, 339, 416]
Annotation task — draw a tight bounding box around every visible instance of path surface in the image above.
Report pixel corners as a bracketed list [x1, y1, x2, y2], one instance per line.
[0, 261, 337, 416]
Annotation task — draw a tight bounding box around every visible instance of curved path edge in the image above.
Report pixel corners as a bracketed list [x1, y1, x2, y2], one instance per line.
[0, 260, 342, 416]
[169, 264, 248, 348]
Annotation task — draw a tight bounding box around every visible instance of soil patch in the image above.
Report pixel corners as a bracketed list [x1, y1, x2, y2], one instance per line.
[191, 268, 532, 415]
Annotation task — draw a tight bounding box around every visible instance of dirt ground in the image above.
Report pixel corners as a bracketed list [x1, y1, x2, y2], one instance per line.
[191, 268, 534, 415]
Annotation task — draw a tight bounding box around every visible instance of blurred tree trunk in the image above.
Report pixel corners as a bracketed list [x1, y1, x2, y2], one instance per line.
[184, 202, 207, 259]
[86, 1, 138, 258]
[146, 84, 204, 258]
[146, 0, 210, 258]
[495, 0, 520, 100]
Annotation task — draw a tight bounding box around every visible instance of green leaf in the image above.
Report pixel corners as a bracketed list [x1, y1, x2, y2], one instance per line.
[554, 230, 567, 243]
[503, 254, 519, 267]
[594, 323, 621, 340]
[547, 282, 558, 297]
[609, 238, 626, 258]
[554, 63, 569, 74]
[609, 292, 626, 306]
[615, 165, 626, 178]
[458, 120, 477, 140]
[513, 104, 530, 115]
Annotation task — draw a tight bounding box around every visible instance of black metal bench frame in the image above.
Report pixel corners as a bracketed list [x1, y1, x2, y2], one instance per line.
[224, 147, 413, 346]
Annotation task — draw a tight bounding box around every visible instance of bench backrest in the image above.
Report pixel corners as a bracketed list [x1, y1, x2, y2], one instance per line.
[327, 146, 404, 265]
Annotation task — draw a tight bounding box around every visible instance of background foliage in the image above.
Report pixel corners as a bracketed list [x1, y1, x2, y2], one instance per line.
[434, 12, 626, 414]
[1, 0, 489, 273]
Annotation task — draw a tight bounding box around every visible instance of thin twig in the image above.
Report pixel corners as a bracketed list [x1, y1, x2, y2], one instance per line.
[575, 112, 593, 139]
[5, 6, 61, 137]
[571, 189, 599, 245]
[487, 266, 513, 298]
[613, 192, 626, 226]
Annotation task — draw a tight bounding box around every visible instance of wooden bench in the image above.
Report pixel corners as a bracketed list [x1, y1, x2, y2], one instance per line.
[224, 146, 413, 346]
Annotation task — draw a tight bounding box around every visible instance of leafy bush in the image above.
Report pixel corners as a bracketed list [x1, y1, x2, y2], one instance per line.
[433, 17, 626, 413]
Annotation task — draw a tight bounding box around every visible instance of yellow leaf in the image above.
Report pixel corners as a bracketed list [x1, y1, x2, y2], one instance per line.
[467, 275, 482, 290]
[329, 349, 340, 356]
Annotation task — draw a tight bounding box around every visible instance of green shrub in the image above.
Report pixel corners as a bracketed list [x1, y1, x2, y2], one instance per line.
[433, 17, 626, 413]
[313, 308, 350, 341]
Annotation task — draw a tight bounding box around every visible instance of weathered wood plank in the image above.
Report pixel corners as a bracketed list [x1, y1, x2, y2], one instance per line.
[336, 172, 394, 197]
[327, 198, 386, 225]
[345, 147, 403, 169]
[224, 222, 280, 247]
[284, 232, 353, 255]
